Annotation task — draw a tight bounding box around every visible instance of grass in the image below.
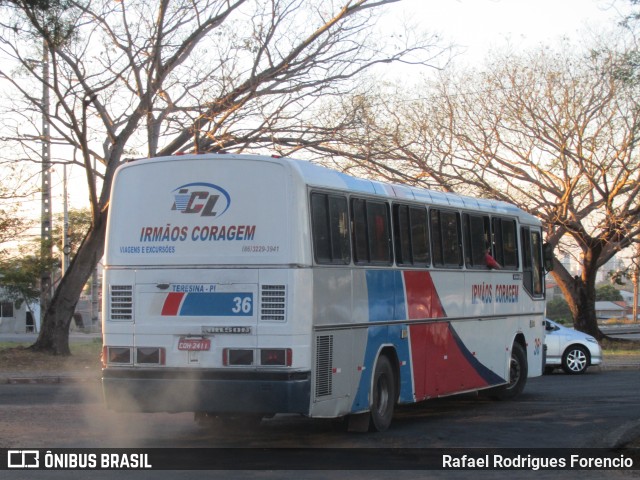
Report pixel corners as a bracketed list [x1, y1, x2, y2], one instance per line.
[0, 339, 102, 373]
[602, 344, 640, 355]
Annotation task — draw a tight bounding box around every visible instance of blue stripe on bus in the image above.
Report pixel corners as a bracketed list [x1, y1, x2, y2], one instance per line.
[179, 292, 253, 316]
[350, 271, 414, 413]
[365, 270, 406, 321]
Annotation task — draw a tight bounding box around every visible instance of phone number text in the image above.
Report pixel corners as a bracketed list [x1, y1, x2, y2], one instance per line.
[242, 245, 280, 253]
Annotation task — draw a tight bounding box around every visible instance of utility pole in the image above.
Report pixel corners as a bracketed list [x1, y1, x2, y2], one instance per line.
[40, 41, 53, 321]
[62, 163, 70, 275]
[632, 243, 640, 323]
[83, 104, 99, 332]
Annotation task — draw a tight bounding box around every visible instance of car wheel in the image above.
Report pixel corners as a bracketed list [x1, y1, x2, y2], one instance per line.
[561, 345, 589, 374]
[369, 355, 396, 432]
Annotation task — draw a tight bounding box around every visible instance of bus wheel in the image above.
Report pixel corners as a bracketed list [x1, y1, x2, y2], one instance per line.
[369, 355, 396, 432]
[489, 342, 528, 400]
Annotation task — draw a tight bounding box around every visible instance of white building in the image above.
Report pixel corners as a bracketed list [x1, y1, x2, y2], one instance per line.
[0, 289, 39, 333]
[594, 301, 626, 320]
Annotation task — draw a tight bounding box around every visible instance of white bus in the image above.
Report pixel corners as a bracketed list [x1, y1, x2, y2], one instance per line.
[102, 153, 546, 432]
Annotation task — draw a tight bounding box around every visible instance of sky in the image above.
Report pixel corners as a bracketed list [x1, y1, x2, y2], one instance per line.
[397, 0, 631, 64]
[9, 0, 635, 244]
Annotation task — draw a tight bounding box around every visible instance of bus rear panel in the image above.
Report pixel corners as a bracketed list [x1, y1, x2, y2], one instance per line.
[102, 155, 313, 415]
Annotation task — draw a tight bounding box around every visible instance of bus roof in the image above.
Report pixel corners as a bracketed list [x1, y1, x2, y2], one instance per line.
[125, 153, 540, 225]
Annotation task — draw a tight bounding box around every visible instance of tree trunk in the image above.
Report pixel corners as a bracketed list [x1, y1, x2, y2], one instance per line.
[570, 279, 600, 339]
[550, 254, 602, 340]
[30, 211, 107, 355]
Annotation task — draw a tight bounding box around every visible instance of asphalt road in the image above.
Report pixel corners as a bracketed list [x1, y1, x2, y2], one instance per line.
[1, 368, 639, 479]
[3, 370, 638, 449]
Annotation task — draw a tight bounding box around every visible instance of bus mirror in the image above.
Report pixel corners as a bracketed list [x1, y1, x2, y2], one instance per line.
[543, 243, 554, 272]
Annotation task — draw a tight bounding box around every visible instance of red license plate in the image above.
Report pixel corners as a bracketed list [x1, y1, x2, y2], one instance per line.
[178, 338, 211, 351]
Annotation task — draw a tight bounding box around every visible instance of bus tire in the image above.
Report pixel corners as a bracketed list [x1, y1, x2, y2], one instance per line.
[489, 342, 528, 400]
[369, 355, 396, 432]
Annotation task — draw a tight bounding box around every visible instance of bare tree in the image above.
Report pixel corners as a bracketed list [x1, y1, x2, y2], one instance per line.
[0, 0, 446, 354]
[317, 42, 640, 339]
[0, 158, 36, 251]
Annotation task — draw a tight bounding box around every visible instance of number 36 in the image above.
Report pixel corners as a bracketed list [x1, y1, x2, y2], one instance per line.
[232, 296, 252, 314]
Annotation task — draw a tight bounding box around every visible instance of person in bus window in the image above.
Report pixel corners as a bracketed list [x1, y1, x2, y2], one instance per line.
[485, 248, 502, 270]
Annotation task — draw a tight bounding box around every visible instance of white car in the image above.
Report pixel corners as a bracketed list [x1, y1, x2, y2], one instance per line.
[544, 319, 603, 374]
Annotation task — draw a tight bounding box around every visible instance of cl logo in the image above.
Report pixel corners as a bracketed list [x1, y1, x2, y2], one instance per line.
[172, 183, 231, 217]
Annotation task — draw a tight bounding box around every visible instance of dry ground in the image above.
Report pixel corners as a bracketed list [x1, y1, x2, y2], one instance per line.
[0, 342, 101, 373]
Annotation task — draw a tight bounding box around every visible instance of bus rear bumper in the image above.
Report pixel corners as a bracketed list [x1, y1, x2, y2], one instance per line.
[102, 368, 311, 415]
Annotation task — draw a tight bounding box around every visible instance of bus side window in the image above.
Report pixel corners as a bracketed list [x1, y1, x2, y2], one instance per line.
[430, 210, 443, 266]
[351, 198, 392, 265]
[366, 201, 392, 264]
[463, 213, 490, 268]
[410, 206, 430, 266]
[352, 198, 369, 264]
[431, 209, 462, 268]
[530, 230, 544, 296]
[521, 227, 544, 297]
[310, 192, 350, 265]
[393, 204, 412, 265]
[393, 205, 431, 267]
[492, 217, 519, 270]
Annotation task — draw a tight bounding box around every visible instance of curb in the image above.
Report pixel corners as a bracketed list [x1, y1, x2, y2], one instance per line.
[1, 374, 101, 385]
[588, 419, 640, 449]
[596, 364, 640, 371]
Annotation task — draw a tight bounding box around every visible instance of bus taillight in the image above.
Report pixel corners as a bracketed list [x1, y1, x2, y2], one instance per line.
[222, 348, 292, 366]
[223, 348, 254, 366]
[260, 348, 292, 367]
[103, 346, 133, 366]
[102, 346, 165, 366]
[136, 347, 166, 365]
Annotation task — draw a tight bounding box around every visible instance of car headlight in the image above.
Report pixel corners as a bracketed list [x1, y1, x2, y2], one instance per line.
[586, 337, 598, 344]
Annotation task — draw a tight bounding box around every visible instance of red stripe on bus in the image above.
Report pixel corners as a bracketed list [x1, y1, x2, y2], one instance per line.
[403, 270, 445, 319]
[161, 292, 185, 316]
[410, 323, 490, 401]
